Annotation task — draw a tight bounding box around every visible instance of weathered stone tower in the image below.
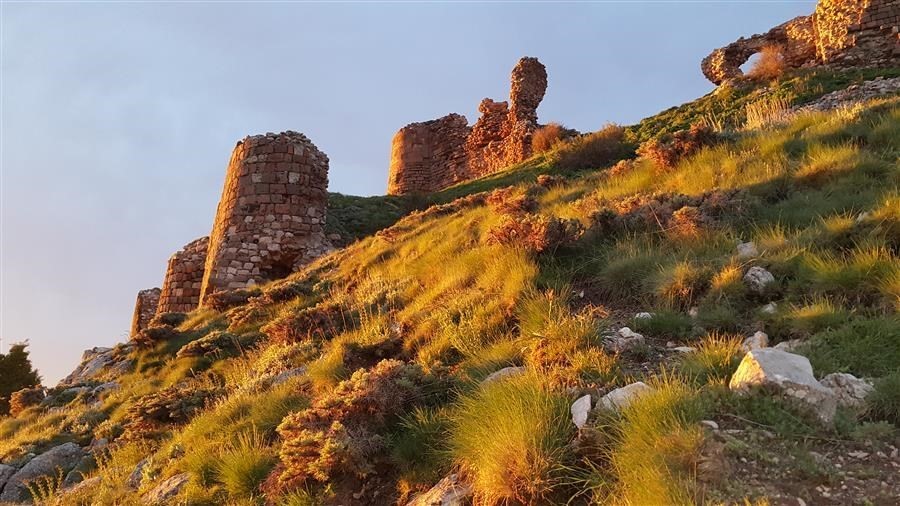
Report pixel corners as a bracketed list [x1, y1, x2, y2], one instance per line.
[387, 57, 548, 195]
[157, 236, 209, 314]
[199, 131, 331, 306]
[701, 0, 899, 85]
[130, 287, 161, 336]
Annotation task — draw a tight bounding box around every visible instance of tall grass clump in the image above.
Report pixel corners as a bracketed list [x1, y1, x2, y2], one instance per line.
[450, 373, 573, 504]
[744, 94, 793, 130]
[214, 431, 277, 499]
[608, 375, 705, 505]
[678, 333, 744, 384]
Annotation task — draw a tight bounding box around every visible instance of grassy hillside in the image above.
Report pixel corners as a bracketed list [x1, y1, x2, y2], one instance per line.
[2, 71, 899, 505]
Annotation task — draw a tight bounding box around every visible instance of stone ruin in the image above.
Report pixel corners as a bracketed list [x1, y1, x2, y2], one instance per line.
[157, 236, 209, 314]
[701, 0, 899, 85]
[199, 131, 331, 303]
[130, 288, 161, 336]
[387, 57, 548, 195]
[129, 131, 332, 333]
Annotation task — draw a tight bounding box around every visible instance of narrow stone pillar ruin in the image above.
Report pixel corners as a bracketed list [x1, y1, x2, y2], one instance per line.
[199, 131, 331, 306]
[130, 287, 161, 336]
[157, 236, 209, 314]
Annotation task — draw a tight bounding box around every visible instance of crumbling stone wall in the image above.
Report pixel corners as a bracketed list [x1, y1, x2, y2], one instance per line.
[701, 0, 899, 85]
[157, 236, 209, 314]
[816, 0, 900, 66]
[130, 288, 161, 336]
[387, 57, 548, 195]
[199, 131, 331, 306]
[387, 114, 469, 194]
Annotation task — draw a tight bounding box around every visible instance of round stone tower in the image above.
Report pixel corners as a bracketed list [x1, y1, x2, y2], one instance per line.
[199, 131, 330, 306]
[157, 236, 209, 314]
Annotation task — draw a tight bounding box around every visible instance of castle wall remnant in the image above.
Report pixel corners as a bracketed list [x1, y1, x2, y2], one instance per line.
[701, 0, 899, 85]
[157, 236, 209, 314]
[199, 131, 331, 306]
[130, 288, 161, 336]
[387, 57, 548, 195]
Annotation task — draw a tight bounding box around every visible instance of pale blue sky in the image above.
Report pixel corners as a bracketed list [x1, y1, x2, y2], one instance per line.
[1, 1, 814, 383]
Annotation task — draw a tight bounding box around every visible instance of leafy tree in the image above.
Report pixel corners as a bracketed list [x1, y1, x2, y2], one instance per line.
[0, 342, 42, 415]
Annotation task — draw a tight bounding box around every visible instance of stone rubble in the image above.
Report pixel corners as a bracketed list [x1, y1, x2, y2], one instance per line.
[481, 366, 527, 385]
[0, 442, 85, 502]
[744, 266, 776, 293]
[571, 394, 592, 429]
[406, 473, 473, 506]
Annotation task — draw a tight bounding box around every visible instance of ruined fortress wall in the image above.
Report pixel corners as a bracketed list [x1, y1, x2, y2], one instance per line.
[701, 0, 899, 85]
[130, 288, 160, 336]
[387, 114, 470, 194]
[157, 236, 209, 314]
[387, 57, 547, 195]
[199, 131, 331, 306]
[816, 0, 900, 65]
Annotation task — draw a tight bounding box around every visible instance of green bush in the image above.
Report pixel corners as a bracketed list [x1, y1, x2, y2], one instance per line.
[801, 317, 900, 377]
[867, 371, 900, 425]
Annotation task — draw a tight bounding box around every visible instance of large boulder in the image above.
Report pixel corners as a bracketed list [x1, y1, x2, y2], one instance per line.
[143, 473, 189, 505]
[729, 349, 836, 423]
[406, 473, 473, 506]
[597, 382, 654, 413]
[0, 442, 85, 502]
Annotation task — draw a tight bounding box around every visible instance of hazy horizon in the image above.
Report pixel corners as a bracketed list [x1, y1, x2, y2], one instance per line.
[1, 1, 815, 384]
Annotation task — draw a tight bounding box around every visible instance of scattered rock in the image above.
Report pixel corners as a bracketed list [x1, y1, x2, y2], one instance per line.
[773, 339, 803, 353]
[606, 327, 646, 353]
[0, 464, 16, 494]
[688, 307, 699, 318]
[406, 473, 473, 506]
[571, 395, 592, 429]
[737, 241, 758, 259]
[92, 382, 119, 397]
[0, 442, 85, 502]
[672, 346, 697, 353]
[729, 349, 836, 423]
[700, 420, 720, 430]
[143, 473, 189, 505]
[597, 382, 654, 413]
[798, 77, 900, 112]
[481, 366, 526, 385]
[63, 454, 96, 487]
[820, 373, 874, 409]
[127, 457, 151, 490]
[743, 266, 775, 293]
[269, 367, 308, 387]
[634, 312, 653, 320]
[741, 331, 769, 352]
[58, 475, 100, 500]
[761, 302, 778, 315]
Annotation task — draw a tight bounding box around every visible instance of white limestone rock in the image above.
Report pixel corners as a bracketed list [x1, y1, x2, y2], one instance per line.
[820, 373, 874, 409]
[741, 331, 769, 352]
[743, 266, 775, 293]
[729, 349, 836, 423]
[406, 474, 473, 506]
[571, 395, 592, 429]
[481, 366, 526, 385]
[0, 443, 85, 502]
[597, 382, 654, 413]
[143, 473, 190, 505]
[737, 241, 759, 259]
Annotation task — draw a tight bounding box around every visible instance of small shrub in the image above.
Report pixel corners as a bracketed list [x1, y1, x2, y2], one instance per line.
[485, 186, 537, 215]
[149, 312, 188, 328]
[631, 311, 693, 339]
[531, 122, 568, 153]
[9, 387, 45, 417]
[390, 406, 452, 486]
[204, 288, 260, 311]
[122, 383, 223, 440]
[746, 45, 786, 81]
[488, 214, 583, 254]
[261, 301, 349, 344]
[637, 123, 718, 171]
[132, 325, 181, 348]
[276, 360, 432, 488]
[652, 261, 710, 309]
[550, 124, 631, 171]
[176, 330, 251, 359]
[450, 373, 573, 504]
[678, 333, 744, 384]
[867, 372, 900, 425]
